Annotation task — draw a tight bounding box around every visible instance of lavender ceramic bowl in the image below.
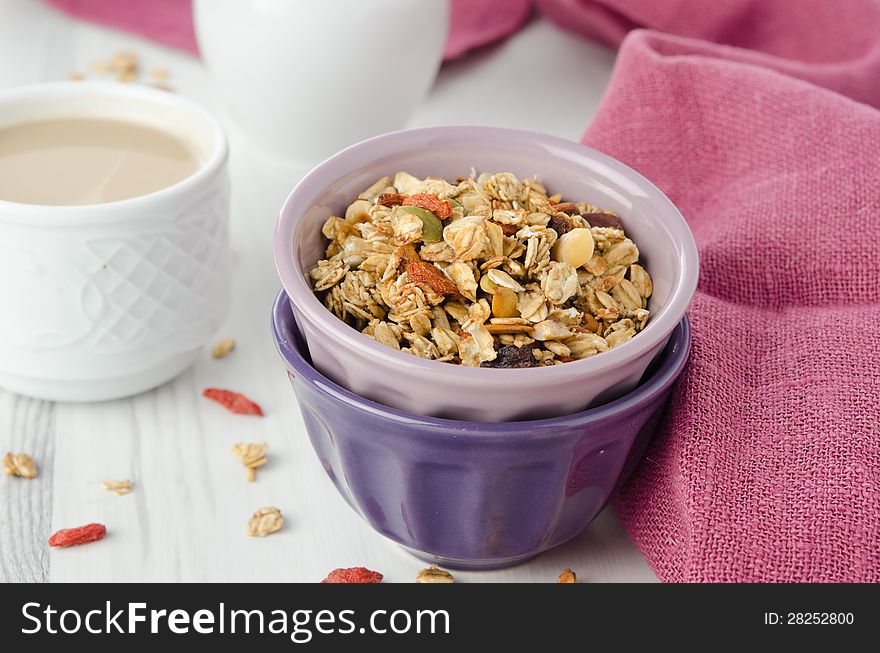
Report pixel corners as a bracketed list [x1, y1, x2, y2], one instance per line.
[273, 290, 691, 569]
[275, 126, 698, 422]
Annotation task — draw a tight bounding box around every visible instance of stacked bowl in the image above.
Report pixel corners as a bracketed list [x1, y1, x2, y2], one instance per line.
[273, 127, 698, 568]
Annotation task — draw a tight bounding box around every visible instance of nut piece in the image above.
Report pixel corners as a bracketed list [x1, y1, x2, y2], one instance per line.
[232, 442, 269, 482]
[416, 565, 455, 583]
[3, 452, 37, 479]
[101, 480, 132, 496]
[345, 198, 372, 222]
[556, 568, 577, 583]
[211, 338, 236, 359]
[484, 323, 533, 335]
[479, 274, 497, 294]
[551, 228, 594, 269]
[491, 286, 520, 318]
[247, 507, 283, 537]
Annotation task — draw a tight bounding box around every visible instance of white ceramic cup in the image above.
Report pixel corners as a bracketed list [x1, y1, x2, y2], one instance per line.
[0, 82, 230, 402]
[193, 0, 449, 163]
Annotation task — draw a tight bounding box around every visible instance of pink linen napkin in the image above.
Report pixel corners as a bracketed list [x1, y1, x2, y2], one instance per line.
[44, 0, 880, 582]
[538, 0, 880, 582]
[44, 0, 531, 60]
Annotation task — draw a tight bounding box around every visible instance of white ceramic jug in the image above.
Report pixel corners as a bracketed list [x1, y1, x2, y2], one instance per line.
[194, 0, 449, 163]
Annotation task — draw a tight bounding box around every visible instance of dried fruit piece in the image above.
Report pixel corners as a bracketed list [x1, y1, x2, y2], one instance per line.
[247, 507, 283, 537]
[211, 338, 236, 359]
[3, 452, 37, 479]
[203, 388, 264, 416]
[548, 213, 573, 236]
[582, 314, 601, 334]
[403, 193, 452, 219]
[480, 345, 537, 368]
[491, 287, 520, 318]
[101, 480, 132, 495]
[49, 523, 106, 548]
[416, 565, 455, 583]
[490, 220, 519, 237]
[399, 206, 443, 242]
[232, 442, 268, 482]
[377, 192, 406, 206]
[406, 261, 459, 296]
[550, 202, 579, 215]
[393, 243, 421, 275]
[584, 212, 622, 229]
[557, 568, 577, 583]
[322, 567, 384, 584]
[552, 228, 595, 269]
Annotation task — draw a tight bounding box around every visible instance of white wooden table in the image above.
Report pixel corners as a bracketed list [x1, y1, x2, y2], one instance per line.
[0, 0, 657, 583]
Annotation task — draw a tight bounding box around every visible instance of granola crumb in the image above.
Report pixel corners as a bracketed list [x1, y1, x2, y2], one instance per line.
[247, 506, 283, 537]
[212, 338, 236, 359]
[3, 452, 37, 479]
[232, 443, 268, 482]
[556, 568, 577, 583]
[415, 565, 455, 583]
[101, 480, 132, 496]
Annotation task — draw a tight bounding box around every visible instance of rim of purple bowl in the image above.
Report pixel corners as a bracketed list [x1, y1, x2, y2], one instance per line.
[272, 290, 692, 434]
[274, 125, 699, 386]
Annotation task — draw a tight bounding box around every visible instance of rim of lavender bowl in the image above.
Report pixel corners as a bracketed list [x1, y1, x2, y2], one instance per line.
[272, 290, 691, 433]
[274, 125, 699, 386]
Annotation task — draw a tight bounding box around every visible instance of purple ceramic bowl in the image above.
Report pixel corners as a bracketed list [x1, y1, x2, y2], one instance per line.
[274, 126, 698, 422]
[272, 290, 691, 569]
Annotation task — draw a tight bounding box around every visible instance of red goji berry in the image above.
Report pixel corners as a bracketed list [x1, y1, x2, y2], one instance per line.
[48, 523, 106, 548]
[321, 567, 384, 584]
[203, 388, 264, 416]
[402, 193, 452, 219]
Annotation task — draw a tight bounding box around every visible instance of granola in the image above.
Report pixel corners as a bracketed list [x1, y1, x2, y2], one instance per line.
[101, 480, 133, 496]
[232, 442, 268, 482]
[247, 506, 284, 537]
[3, 452, 37, 479]
[308, 172, 653, 368]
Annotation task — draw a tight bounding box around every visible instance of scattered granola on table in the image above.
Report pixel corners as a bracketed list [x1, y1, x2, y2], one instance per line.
[3, 452, 37, 479]
[212, 338, 236, 359]
[556, 568, 577, 583]
[415, 565, 455, 583]
[232, 442, 268, 482]
[101, 480, 133, 496]
[308, 171, 653, 368]
[247, 506, 284, 537]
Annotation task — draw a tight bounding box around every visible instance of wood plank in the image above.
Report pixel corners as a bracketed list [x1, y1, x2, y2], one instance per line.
[0, 393, 55, 582]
